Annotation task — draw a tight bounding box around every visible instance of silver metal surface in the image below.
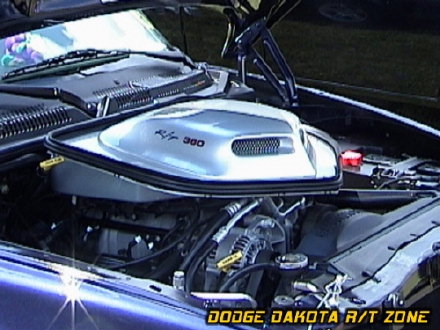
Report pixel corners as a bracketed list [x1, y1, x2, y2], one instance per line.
[276, 253, 309, 270]
[51, 160, 180, 202]
[172, 271, 185, 291]
[53, 99, 340, 200]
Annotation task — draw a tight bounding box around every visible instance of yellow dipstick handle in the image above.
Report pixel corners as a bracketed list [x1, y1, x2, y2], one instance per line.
[39, 156, 65, 172]
[217, 250, 243, 272]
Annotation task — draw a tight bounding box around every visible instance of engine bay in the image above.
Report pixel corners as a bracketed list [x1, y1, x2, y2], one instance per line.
[1, 164, 438, 311]
[0, 5, 439, 328]
[0, 98, 438, 314]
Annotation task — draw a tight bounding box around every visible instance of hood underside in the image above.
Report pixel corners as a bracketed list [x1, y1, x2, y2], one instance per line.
[0, 0, 301, 37]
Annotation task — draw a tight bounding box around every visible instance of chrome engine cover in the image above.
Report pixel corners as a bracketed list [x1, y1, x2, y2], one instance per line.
[50, 99, 341, 200]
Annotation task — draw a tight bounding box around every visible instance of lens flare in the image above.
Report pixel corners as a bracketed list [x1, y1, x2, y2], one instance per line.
[46, 264, 100, 330]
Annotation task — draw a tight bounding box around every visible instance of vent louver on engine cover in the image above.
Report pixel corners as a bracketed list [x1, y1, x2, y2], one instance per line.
[232, 137, 281, 156]
[0, 105, 71, 139]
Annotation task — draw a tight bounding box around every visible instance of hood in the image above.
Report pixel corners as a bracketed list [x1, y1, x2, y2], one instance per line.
[0, 0, 301, 38]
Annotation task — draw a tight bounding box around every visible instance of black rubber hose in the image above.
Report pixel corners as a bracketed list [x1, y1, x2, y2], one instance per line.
[147, 252, 182, 281]
[315, 189, 433, 209]
[107, 212, 194, 270]
[179, 210, 230, 272]
[159, 217, 189, 249]
[219, 263, 279, 293]
[180, 222, 208, 256]
[0, 153, 44, 173]
[185, 240, 217, 293]
[107, 231, 188, 270]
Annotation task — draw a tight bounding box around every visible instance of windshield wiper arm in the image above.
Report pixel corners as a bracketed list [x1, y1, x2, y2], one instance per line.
[0, 85, 96, 116]
[1, 49, 130, 81]
[113, 47, 196, 68]
[2, 47, 195, 82]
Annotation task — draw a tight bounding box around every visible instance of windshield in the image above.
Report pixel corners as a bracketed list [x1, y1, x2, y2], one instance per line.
[0, 10, 169, 77]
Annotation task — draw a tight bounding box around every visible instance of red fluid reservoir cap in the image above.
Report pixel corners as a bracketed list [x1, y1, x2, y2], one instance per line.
[341, 150, 363, 167]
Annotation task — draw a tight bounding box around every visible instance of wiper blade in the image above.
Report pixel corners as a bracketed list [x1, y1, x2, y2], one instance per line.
[0, 84, 95, 116]
[1, 47, 195, 82]
[2, 49, 130, 82]
[113, 47, 196, 68]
